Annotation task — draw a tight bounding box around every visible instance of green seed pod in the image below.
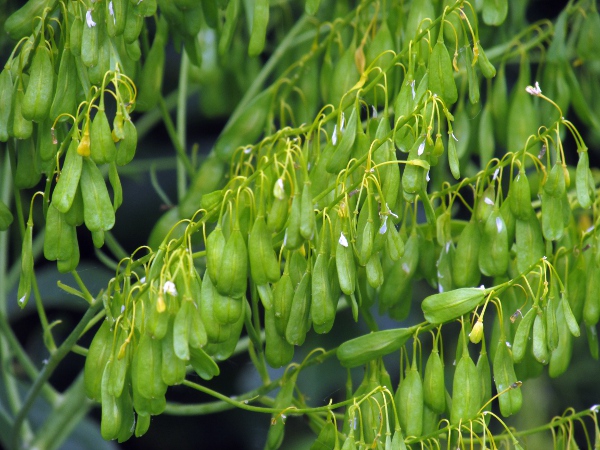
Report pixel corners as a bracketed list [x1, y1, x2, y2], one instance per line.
[135, 0, 157, 17]
[4, 0, 57, 40]
[22, 43, 54, 123]
[12, 78, 33, 140]
[509, 170, 533, 220]
[70, 13, 83, 56]
[476, 347, 492, 416]
[584, 258, 600, 327]
[189, 346, 220, 380]
[567, 257, 587, 323]
[132, 332, 167, 400]
[123, 7, 144, 43]
[422, 288, 486, 325]
[464, 45, 480, 105]
[145, 290, 169, 340]
[203, 298, 245, 361]
[264, 307, 294, 368]
[174, 298, 205, 360]
[311, 253, 336, 331]
[478, 209, 509, 277]
[100, 361, 122, 440]
[44, 203, 77, 262]
[161, 321, 187, 386]
[448, 107, 472, 162]
[328, 43, 359, 107]
[358, 220, 374, 268]
[0, 68, 13, 142]
[482, 0, 508, 25]
[532, 311, 549, 364]
[450, 350, 481, 425]
[366, 253, 384, 289]
[17, 223, 33, 309]
[84, 320, 113, 401]
[402, 136, 426, 196]
[379, 230, 418, 314]
[134, 412, 151, 438]
[0, 200, 14, 231]
[477, 101, 495, 169]
[284, 194, 304, 250]
[50, 45, 77, 122]
[81, 157, 116, 232]
[248, 215, 280, 285]
[476, 42, 496, 78]
[37, 118, 57, 162]
[310, 418, 337, 450]
[64, 185, 84, 227]
[492, 338, 522, 417]
[114, 118, 137, 166]
[561, 294, 580, 337]
[337, 328, 413, 368]
[14, 138, 41, 191]
[206, 224, 225, 286]
[285, 270, 311, 346]
[512, 308, 535, 363]
[115, 388, 135, 443]
[299, 182, 316, 240]
[326, 108, 358, 174]
[515, 215, 545, 274]
[248, 0, 269, 56]
[544, 162, 567, 197]
[52, 138, 82, 213]
[541, 193, 565, 242]
[108, 328, 130, 398]
[576, 151, 593, 209]
[428, 39, 458, 106]
[336, 228, 356, 296]
[135, 17, 167, 111]
[267, 190, 289, 232]
[423, 349, 446, 414]
[385, 222, 405, 262]
[213, 291, 244, 325]
[272, 267, 293, 337]
[81, 8, 99, 67]
[452, 220, 481, 288]
[549, 306, 573, 378]
[200, 271, 231, 343]
[91, 230, 104, 249]
[546, 295, 559, 351]
[394, 77, 415, 129]
[436, 241, 454, 293]
[90, 107, 117, 165]
[216, 228, 248, 298]
[56, 234, 80, 273]
[108, 0, 128, 37]
[396, 360, 424, 438]
[417, 232, 437, 289]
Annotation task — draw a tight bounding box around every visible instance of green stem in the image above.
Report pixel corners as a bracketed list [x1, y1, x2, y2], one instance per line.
[157, 95, 195, 178]
[0, 313, 59, 405]
[70, 270, 95, 305]
[164, 377, 281, 415]
[177, 52, 189, 201]
[10, 299, 103, 450]
[29, 373, 92, 450]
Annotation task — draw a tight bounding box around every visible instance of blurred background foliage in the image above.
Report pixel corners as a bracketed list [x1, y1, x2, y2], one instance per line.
[2, 0, 600, 448]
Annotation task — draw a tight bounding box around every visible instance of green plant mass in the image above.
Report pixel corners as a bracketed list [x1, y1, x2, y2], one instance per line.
[2, 0, 600, 448]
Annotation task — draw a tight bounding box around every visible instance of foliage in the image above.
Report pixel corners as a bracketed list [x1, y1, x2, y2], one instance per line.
[1, 0, 600, 449]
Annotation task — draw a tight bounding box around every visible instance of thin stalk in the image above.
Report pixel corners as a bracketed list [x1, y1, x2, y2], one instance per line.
[157, 95, 194, 178]
[177, 52, 189, 201]
[10, 299, 103, 450]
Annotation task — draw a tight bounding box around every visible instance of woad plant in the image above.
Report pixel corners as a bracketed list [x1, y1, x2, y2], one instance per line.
[1, 0, 600, 448]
